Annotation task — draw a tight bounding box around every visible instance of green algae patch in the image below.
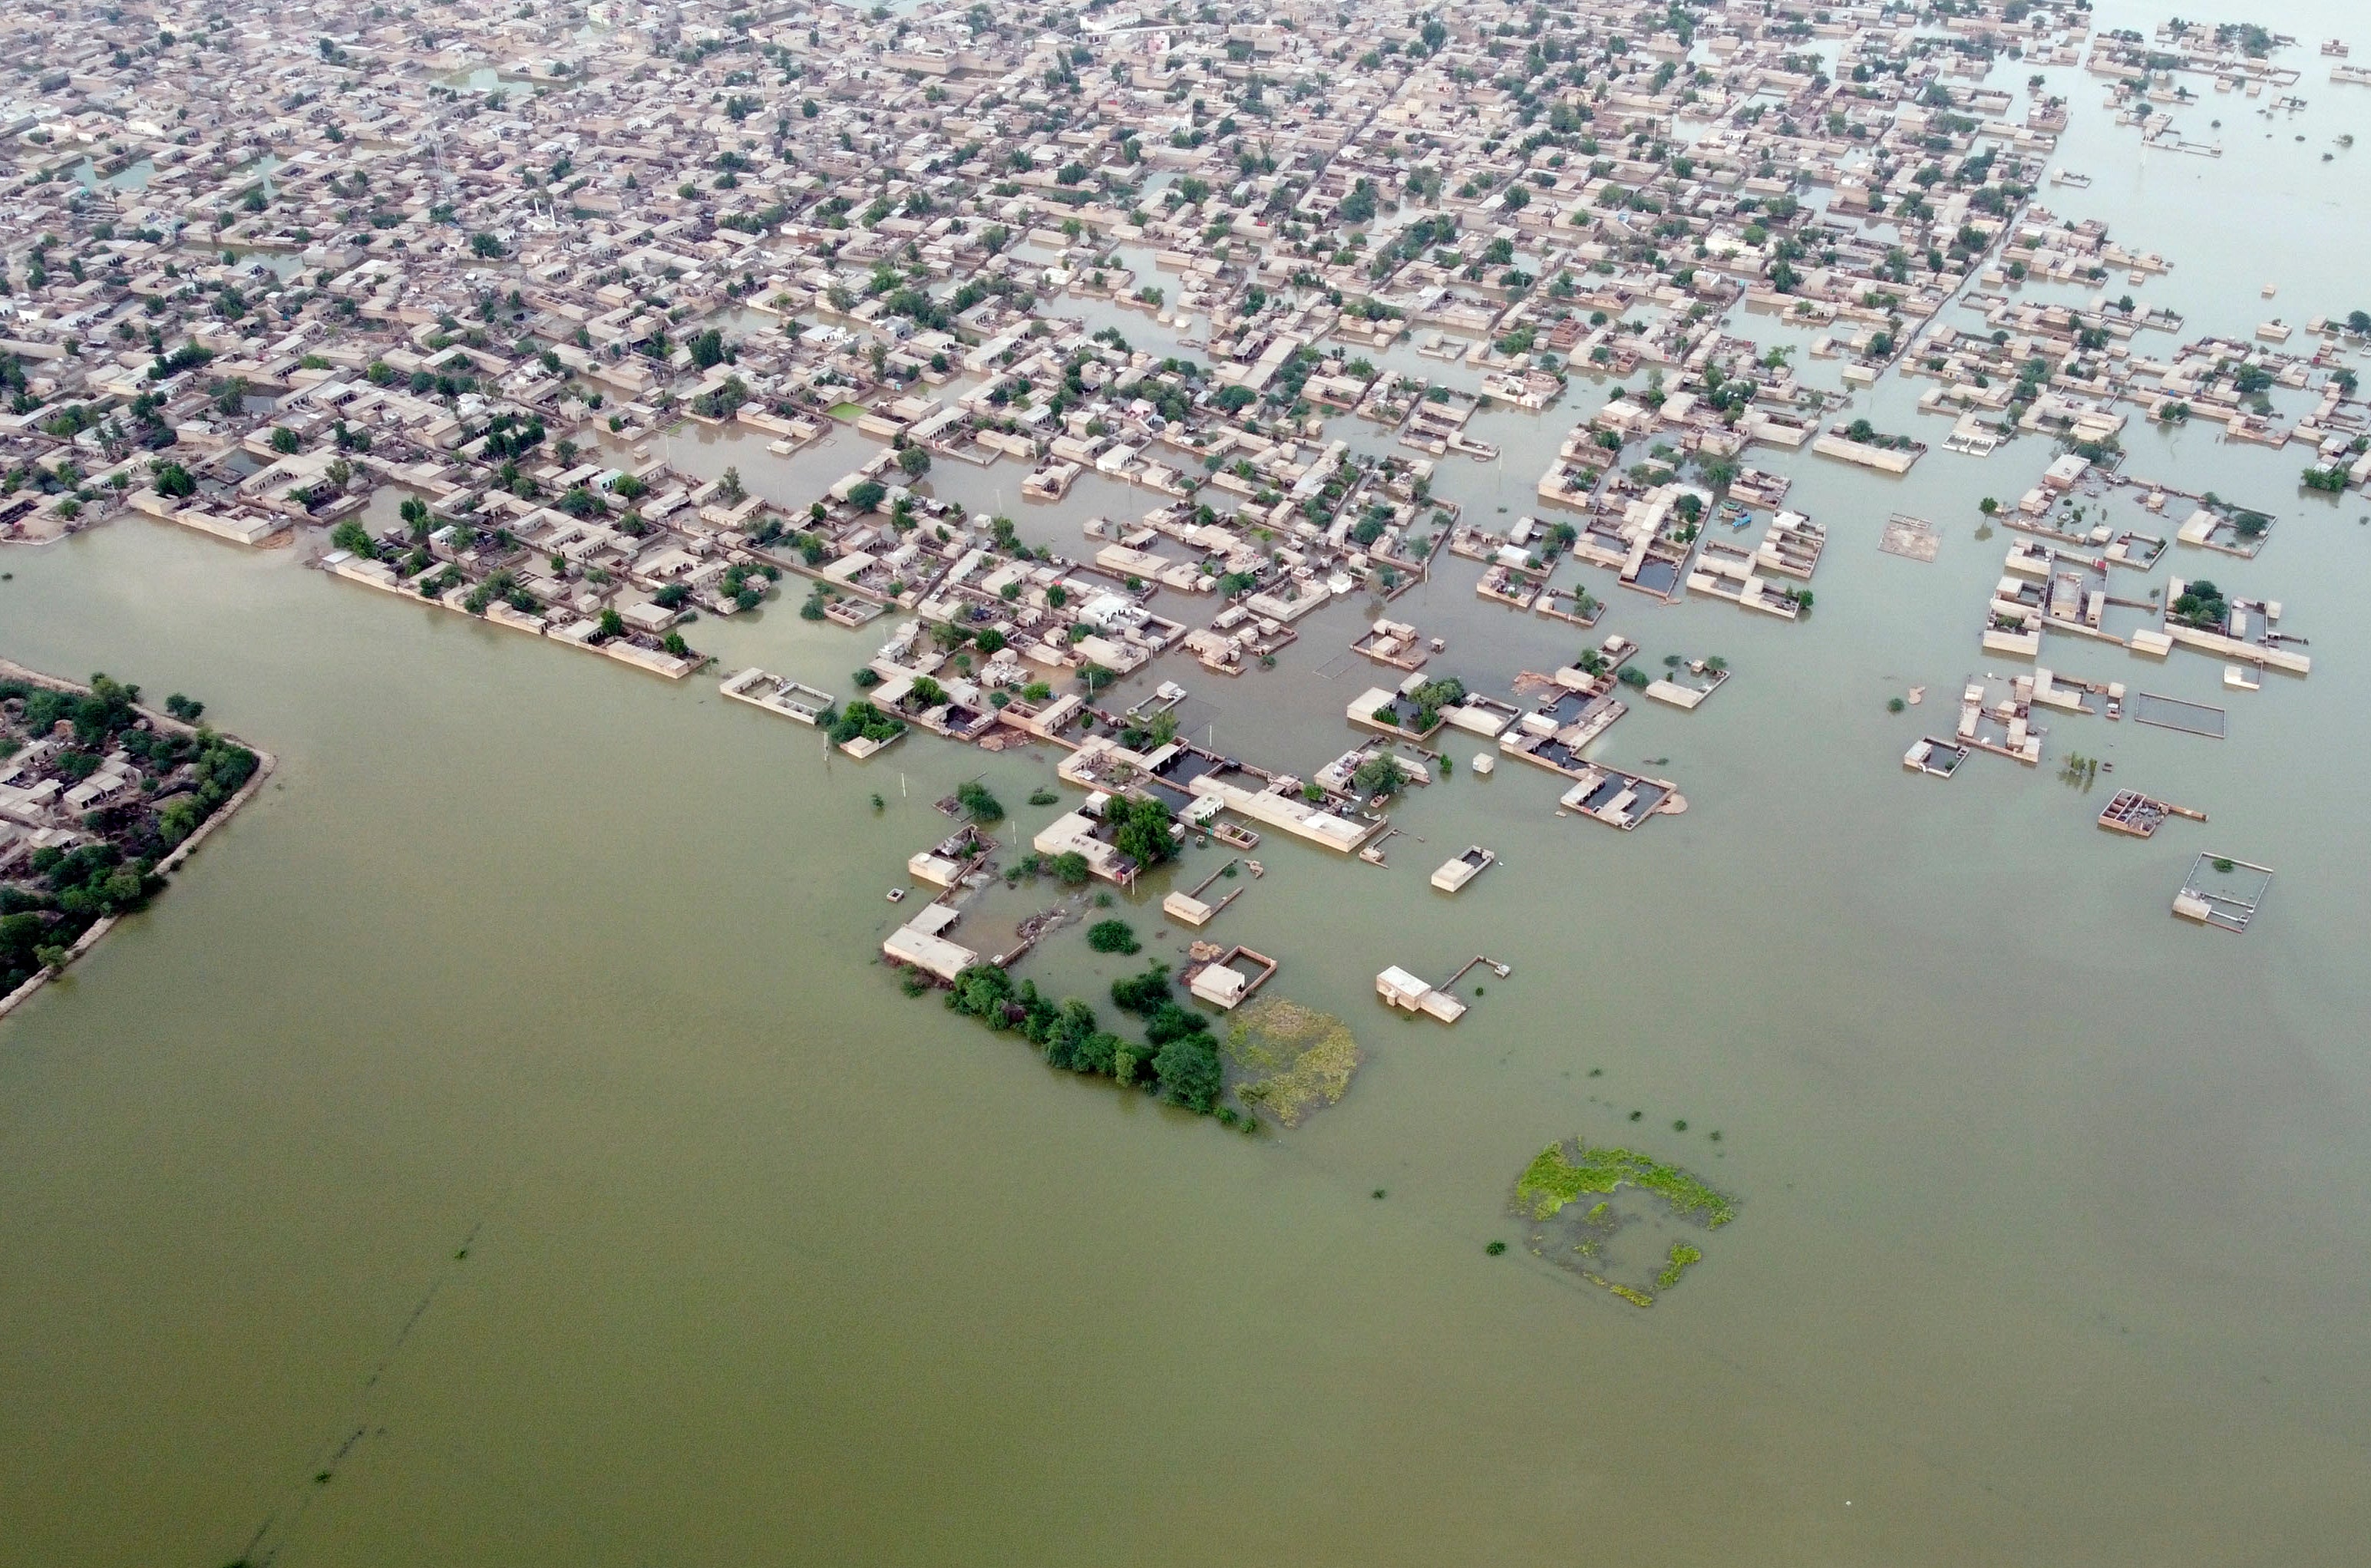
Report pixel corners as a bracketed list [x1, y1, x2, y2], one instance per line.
[1223, 999, 1361, 1127]
[1513, 1140, 1736, 1308]
[1583, 1273, 1656, 1309]
[1516, 1141, 1735, 1228]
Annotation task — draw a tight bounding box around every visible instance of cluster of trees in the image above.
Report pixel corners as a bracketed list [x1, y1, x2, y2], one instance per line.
[939, 960, 1226, 1116]
[0, 677, 256, 995]
[1405, 676, 1466, 733]
[1085, 919, 1140, 955]
[1103, 794, 1177, 871]
[1841, 418, 1918, 452]
[827, 701, 905, 747]
[1351, 753, 1410, 799]
[2169, 579, 2228, 629]
[955, 780, 1004, 824]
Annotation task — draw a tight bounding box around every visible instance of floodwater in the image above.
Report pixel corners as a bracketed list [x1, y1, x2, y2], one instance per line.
[5, 5, 2371, 1563]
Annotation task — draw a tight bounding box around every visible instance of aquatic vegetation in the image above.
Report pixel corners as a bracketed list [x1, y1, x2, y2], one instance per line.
[1583, 1273, 1654, 1308]
[1485, 1240, 1508, 1256]
[1656, 1243, 1704, 1290]
[1515, 1141, 1737, 1228]
[1225, 999, 1362, 1127]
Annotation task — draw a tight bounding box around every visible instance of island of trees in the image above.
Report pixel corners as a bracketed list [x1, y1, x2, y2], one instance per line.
[1, 668, 266, 1008]
[943, 958, 1227, 1120]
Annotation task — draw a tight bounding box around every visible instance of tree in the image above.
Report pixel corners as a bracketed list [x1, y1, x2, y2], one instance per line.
[847, 479, 887, 513]
[689, 328, 726, 368]
[1111, 963, 1174, 1015]
[956, 780, 1004, 823]
[469, 232, 505, 259]
[329, 520, 374, 556]
[1108, 796, 1176, 870]
[597, 607, 626, 640]
[1352, 753, 1408, 797]
[948, 962, 1016, 1024]
[1087, 919, 1140, 954]
[897, 445, 932, 479]
[1152, 1032, 1223, 1113]
[1052, 851, 1091, 886]
[157, 794, 204, 845]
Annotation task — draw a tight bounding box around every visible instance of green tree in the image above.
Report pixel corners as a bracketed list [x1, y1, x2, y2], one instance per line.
[1352, 753, 1408, 797]
[956, 780, 1004, 823]
[157, 794, 204, 845]
[1152, 1031, 1223, 1113]
[1108, 795, 1176, 870]
[1086, 919, 1140, 954]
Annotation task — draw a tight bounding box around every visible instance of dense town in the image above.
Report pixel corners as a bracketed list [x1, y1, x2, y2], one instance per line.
[5, 0, 2364, 1003]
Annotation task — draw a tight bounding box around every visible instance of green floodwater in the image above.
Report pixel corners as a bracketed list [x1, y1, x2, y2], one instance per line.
[6, 5, 2371, 1563]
